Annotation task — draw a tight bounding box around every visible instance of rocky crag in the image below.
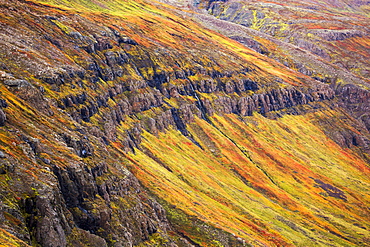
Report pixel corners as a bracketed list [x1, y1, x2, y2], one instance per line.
[0, 0, 369, 246]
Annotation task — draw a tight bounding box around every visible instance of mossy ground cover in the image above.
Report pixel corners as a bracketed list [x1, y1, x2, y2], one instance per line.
[127, 110, 370, 246]
[0, 229, 29, 247]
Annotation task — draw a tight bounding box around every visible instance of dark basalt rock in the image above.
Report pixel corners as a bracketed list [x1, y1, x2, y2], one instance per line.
[336, 84, 370, 130]
[223, 85, 333, 117]
[294, 38, 330, 60]
[22, 195, 70, 247]
[103, 82, 336, 153]
[313, 29, 365, 41]
[21, 135, 41, 155]
[94, 37, 113, 52]
[171, 108, 189, 136]
[0, 109, 6, 126]
[0, 98, 7, 108]
[52, 162, 173, 246]
[44, 35, 62, 48]
[205, 0, 228, 8]
[61, 93, 87, 108]
[3, 79, 30, 87]
[360, 114, 370, 133]
[61, 134, 94, 158]
[314, 179, 347, 201]
[148, 72, 169, 88]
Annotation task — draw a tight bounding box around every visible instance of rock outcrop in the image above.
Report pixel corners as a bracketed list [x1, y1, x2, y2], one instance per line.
[0, 109, 5, 126]
[0, 98, 7, 126]
[0, 133, 182, 247]
[52, 163, 173, 246]
[336, 84, 370, 125]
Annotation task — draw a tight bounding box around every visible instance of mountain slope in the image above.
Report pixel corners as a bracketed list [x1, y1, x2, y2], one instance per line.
[197, 0, 370, 81]
[0, 0, 369, 246]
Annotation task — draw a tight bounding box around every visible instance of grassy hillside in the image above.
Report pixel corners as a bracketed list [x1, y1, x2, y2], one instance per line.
[129, 109, 370, 246]
[198, 0, 370, 85]
[0, 0, 369, 246]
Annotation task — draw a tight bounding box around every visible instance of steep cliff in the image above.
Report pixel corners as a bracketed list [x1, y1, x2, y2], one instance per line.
[0, 0, 369, 246]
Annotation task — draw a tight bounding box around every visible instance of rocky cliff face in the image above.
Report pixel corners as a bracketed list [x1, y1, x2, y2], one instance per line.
[0, 0, 338, 153]
[1, 121, 200, 246]
[0, 0, 369, 246]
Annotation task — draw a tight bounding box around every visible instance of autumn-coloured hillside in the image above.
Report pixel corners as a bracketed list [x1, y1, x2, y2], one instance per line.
[196, 0, 370, 82]
[0, 0, 369, 246]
